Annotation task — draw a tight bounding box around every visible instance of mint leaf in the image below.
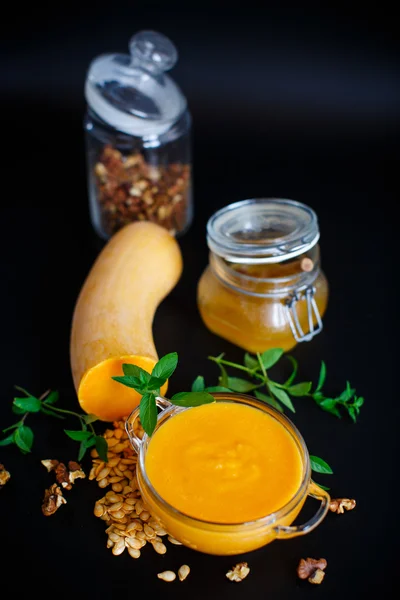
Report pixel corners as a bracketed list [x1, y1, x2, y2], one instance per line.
[191, 376, 205, 392]
[122, 364, 144, 378]
[204, 386, 232, 393]
[13, 396, 41, 413]
[83, 414, 98, 424]
[338, 381, 355, 403]
[95, 436, 108, 462]
[316, 361, 327, 391]
[151, 352, 178, 381]
[244, 353, 259, 370]
[0, 432, 16, 446]
[147, 376, 165, 391]
[254, 390, 284, 412]
[12, 405, 26, 414]
[170, 392, 215, 407]
[268, 383, 295, 412]
[64, 430, 93, 441]
[319, 398, 341, 418]
[77, 436, 97, 461]
[310, 455, 333, 475]
[347, 406, 357, 423]
[261, 348, 284, 369]
[15, 426, 33, 453]
[78, 442, 87, 461]
[112, 375, 146, 392]
[287, 382, 312, 396]
[140, 393, 158, 437]
[139, 370, 151, 386]
[43, 391, 59, 405]
[227, 377, 259, 392]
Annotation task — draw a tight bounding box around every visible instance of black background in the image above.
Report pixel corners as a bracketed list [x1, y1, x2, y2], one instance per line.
[1, 1, 399, 598]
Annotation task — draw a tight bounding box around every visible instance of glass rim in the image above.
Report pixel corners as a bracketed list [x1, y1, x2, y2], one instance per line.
[135, 393, 311, 530]
[206, 198, 320, 264]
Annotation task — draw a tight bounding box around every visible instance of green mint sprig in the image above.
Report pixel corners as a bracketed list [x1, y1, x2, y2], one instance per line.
[193, 349, 363, 422]
[0, 386, 107, 462]
[113, 351, 334, 489]
[112, 352, 214, 437]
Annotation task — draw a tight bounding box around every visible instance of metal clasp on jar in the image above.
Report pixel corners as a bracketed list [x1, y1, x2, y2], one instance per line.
[285, 286, 323, 342]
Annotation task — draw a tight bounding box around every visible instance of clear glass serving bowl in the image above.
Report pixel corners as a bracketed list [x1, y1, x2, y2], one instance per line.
[126, 393, 330, 556]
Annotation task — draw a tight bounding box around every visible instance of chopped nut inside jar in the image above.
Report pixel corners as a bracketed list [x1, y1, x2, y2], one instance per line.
[93, 145, 191, 238]
[226, 562, 250, 582]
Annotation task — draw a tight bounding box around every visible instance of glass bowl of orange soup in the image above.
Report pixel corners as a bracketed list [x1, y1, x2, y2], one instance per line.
[125, 393, 330, 556]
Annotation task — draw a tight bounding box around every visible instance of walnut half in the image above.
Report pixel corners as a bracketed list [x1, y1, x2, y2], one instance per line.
[41, 459, 59, 472]
[0, 463, 11, 488]
[41, 484, 67, 516]
[68, 461, 86, 485]
[329, 498, 356, 514]
[226, 562, 250, 582]
[297, 558, 327, 584]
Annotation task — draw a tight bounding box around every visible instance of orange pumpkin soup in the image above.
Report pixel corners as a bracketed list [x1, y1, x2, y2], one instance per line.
[145, 401, 303, 523]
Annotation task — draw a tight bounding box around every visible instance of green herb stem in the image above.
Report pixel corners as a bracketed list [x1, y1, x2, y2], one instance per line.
[208, 356, 255, 374]
[256, 352, 268, 379]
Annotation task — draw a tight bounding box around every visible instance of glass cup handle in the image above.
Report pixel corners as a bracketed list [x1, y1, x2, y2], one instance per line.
[274, 481, 330, 539]
[125, 396, 171, 453]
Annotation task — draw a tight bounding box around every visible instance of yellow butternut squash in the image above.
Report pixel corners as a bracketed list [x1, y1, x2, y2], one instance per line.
[70, 221, 183, 421]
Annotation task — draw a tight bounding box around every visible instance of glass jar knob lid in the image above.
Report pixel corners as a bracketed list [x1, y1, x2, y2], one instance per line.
[207, 198, 320, 264]
[129, 30, 178, 73]
[85, 30, 187, 137]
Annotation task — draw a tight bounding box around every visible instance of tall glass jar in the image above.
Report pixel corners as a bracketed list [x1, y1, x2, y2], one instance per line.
[197, 198, 329, 353]
[84, 30, 192, 240]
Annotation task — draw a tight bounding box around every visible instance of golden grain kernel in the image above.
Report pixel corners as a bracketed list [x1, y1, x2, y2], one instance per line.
[125, 537, 142, 550]
[157, 571, 176, 582]
[96, 467, 111, 481]
[112, 539, 126, 556]
[108, 501, 124, 512]
[144, 524, 155, 539]
[127, 547, 141, 559]
[167, 536, 182, 545]
[106, 494, 122, 503]
[152, 541, 167, 554]
[178, 565, 190, 581]
[94, 503, 104, 518]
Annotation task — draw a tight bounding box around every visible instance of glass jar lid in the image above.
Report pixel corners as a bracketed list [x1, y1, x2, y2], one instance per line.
[207, 198, 320, 264]
[85, 30, 187, 138]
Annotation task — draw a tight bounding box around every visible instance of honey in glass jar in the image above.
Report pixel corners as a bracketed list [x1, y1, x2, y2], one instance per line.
[197, 198, 329, 353]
